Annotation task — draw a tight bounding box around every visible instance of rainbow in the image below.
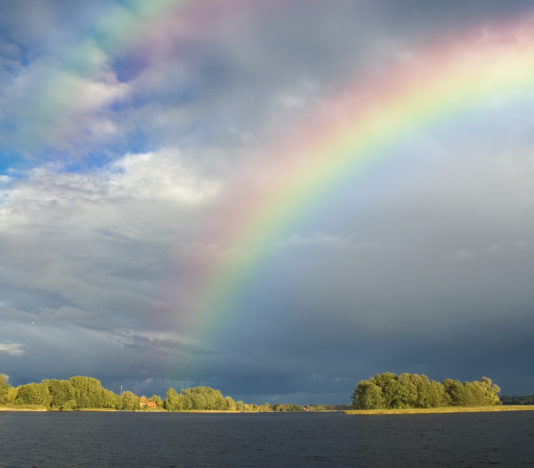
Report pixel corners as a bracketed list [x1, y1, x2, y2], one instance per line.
[178, 16, 534, 343]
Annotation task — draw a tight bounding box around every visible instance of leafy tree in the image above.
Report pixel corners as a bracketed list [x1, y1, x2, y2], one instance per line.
[479, 377, 501, 405]
[6, 386, 17, 404]
[0, 374, 10, 404]
[165, 387, 180, 410]
[190, 392, 207, 410]
[397, 374, 419, 408]
[43, 379, 76, 409]
[460, 377, 501, 406]
[181, 393, 193, 410]
[443, 379, 470, 406]
[224, 396, 237, 411]
[182, 387, 226, 410]
[15, 382, 51, 406]
[428, 380, 449, 407]
[121, 391, 139, 411]
[69, 376, 105, 408]
[352, 380, 385, 409]
[370, 372, 409, 408]
[102, 388, 121, 409]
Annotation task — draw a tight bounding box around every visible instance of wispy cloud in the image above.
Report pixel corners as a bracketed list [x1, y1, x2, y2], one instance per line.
[0, 343, 24, 356]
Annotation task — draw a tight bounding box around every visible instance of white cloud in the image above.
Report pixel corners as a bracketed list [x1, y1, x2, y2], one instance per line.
[0, 343, 24, 356]
[108, 149, 220, 204]
[0, 149, 217, 332]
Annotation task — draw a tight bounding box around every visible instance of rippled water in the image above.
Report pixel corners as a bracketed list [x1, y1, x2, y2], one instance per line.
[1, 411, 533, 467]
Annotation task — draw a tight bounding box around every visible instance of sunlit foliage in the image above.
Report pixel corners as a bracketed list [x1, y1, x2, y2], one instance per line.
[352, 373, 501, 409]
[0, 374, 12, 404]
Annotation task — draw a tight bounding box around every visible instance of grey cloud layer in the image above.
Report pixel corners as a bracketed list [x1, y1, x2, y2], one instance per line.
[1, 0, 534, 402]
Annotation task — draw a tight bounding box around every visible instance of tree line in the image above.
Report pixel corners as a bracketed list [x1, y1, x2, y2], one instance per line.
[0, 374, 159, 410]
[352, 372, 501, 409]
[0, 374, 308, 412]
[500, 395, 534, 405]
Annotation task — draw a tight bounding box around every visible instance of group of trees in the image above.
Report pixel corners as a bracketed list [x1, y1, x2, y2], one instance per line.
[352, 372, 501, 409]
[4, 371, 514, 412]
[0, 373, 306, 412]
[165, 386, 241, 411]
[0, 374, 14, 405]
[163, 387, 308, 412]
[501, 395, 534, 405]
[1, 375, 153, 410]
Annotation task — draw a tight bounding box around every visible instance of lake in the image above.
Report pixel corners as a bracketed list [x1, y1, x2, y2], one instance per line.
[1, 411, 533, 466]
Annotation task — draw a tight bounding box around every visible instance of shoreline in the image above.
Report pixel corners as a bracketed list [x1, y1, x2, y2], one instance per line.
[3, 405, 534, 414]
[0, 406, 252, 413]
[0, 405, 47, 412]
[344, 405, 534, 415]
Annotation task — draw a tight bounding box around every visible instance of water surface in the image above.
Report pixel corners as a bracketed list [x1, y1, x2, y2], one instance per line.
[1, 411, 533, 466]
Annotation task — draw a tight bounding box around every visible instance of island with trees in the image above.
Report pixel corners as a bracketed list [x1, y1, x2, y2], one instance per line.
[346, 372, 534, 414]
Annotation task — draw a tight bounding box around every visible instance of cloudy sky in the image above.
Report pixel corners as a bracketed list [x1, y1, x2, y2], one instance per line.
[1, 0, 534, 404]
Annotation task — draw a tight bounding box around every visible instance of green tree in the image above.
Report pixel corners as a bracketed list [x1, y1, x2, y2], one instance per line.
[462, 377, 501, 406]
[181, 393, 193, 410]
[6, 386, 17, 404]
[397, 374, 419, 408]
[165, 387, 180, 410]
[224, 396, 237, 411]
[370, 372, 406, 408]
[69, 376, 105, 408]
[121, 391, 139, 410]
[0, 374, 10, 404]
[43, 379, 76, 409]
[15, 382, 51, 406]
[102, 388, 121, 409]
[443, 379, 469, 406]
[352, 380, 385, 409]
[190, 392, 207, 410]
[182, 387, 226, 410]
[428, 380, 449, 407]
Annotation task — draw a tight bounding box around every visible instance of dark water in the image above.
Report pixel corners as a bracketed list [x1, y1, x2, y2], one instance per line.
[1, 411, 533, 467]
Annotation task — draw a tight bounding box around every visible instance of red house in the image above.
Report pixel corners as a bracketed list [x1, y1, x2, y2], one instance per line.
[140, 401, 158, 409]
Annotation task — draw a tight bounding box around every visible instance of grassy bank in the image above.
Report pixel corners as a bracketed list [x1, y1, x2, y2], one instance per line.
[0, 404, 47, 412]
[344, 405, 534, 415]
[0, 406, 251, 413]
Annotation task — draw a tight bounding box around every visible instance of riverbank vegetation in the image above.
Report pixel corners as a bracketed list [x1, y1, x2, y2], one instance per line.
[3, 372, 530, 413]
[0, 373, 309, 412]
[352, 372, 501, 410]
[501, 395, 534, 405]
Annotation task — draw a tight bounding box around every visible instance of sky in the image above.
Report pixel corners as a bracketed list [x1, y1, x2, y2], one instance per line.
[1, 0, 534, 404]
